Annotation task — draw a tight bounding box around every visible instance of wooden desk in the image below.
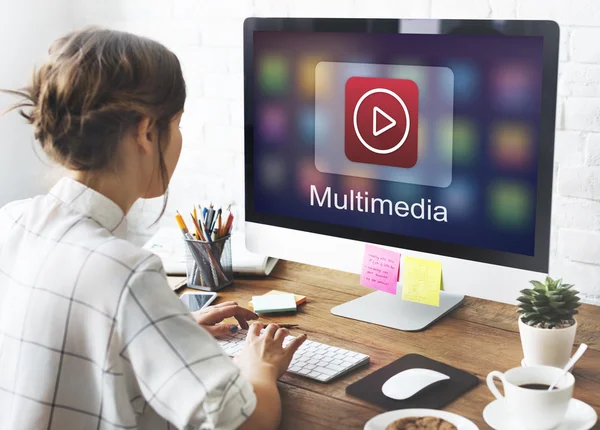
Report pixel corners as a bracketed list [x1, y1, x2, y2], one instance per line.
[170, 261, 600, 429]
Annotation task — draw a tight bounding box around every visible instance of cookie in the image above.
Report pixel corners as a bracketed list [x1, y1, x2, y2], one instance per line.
[385, 416, 457, 430]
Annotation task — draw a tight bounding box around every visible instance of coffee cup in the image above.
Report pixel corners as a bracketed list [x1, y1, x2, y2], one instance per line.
[486, 365, 574, 430]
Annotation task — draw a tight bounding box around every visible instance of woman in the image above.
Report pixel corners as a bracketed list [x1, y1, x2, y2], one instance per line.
[0, 27, 305, 430]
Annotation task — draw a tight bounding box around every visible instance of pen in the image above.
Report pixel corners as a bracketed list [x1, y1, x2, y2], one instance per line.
[275, 324, 299, 329]
[257, 323, 299, 329]
[206, 207, 215, 234]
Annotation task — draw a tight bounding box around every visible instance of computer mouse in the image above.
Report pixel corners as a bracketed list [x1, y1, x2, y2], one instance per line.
[381, 368, 450, 400]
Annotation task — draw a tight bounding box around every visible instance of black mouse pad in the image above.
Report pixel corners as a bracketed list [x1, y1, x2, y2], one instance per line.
[346, 353, 479, 410]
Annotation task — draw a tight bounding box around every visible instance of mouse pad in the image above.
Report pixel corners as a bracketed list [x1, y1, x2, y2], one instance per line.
[346, 353, 479, 410]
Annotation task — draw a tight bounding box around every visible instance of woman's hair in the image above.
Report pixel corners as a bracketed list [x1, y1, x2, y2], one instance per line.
[3, 26, 186, 216]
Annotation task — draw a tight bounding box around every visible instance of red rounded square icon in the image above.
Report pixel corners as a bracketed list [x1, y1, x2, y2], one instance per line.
[344, 76, 419, 168]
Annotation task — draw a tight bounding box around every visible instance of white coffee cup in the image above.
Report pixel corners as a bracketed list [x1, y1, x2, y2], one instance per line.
[486, 365, 574, 430]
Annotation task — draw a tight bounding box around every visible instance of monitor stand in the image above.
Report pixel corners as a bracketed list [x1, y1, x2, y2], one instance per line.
[330, 287, 465, 332]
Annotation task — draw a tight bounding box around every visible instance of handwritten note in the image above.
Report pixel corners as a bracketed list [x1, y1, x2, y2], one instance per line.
[402, 256, 442, 306]
[360, 244, 400, 294]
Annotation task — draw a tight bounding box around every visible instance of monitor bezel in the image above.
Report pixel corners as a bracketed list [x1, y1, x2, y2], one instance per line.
[243, 17, 559, 273]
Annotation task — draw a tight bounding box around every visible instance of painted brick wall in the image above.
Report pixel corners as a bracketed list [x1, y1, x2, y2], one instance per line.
[71, 0, 600, 304]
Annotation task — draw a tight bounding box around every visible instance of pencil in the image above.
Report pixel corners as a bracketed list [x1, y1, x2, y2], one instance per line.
[198, 211, 212, 242]
[175, 211, 191, 238]
[225, 212, 234, 235]
[190, 212, 204, 241]
[216, 211, 222, 238]
[221, 210, 230, 237]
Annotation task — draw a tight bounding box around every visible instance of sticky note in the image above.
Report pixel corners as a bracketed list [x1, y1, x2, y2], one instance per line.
[249, 290, 306, 310]
[402, 256, 442, 306]
[360, 244, 401, 294]
[251, 293, 297, 314]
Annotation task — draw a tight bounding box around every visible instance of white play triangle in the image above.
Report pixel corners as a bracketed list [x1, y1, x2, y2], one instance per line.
[373, 106, 396, 137]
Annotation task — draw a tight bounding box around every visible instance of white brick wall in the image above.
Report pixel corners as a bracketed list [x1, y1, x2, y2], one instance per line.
[71, 0, 600, 304]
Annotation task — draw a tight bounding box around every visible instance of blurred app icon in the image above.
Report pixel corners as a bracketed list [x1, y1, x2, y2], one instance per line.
[453, 118, 478, 165]
[297, 157, 330, 199]
[298, 55, 326, 98]
[258, 154, 287, 193]
[439, 177, 476, 221]
[491, 122, 533, 169]
[492, 63, 537, 112]
[489, 181, 532, 229]
[259, 104, 288, 143]
[446, 60, 480, 105]
[259, 54, 289, 95]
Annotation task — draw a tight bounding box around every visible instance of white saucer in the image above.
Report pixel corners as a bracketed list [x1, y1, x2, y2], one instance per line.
[483, 398, 598, 430]
[364, 408, 479, 430]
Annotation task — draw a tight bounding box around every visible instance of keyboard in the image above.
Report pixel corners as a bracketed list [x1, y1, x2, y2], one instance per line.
[216, 329, 370, 382]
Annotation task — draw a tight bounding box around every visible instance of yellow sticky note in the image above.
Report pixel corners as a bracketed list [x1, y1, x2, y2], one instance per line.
[401, 256, 442, 307]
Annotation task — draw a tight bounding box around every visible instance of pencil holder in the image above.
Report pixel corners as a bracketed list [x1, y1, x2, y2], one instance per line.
[184, 234, 233, 292]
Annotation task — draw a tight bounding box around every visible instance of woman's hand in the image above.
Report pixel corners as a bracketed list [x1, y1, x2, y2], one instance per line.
[233, 322, 307, 381]
[192, 301, 258, 337]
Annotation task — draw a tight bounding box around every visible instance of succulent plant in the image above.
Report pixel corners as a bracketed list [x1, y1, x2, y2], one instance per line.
[517, 276, 581, 329]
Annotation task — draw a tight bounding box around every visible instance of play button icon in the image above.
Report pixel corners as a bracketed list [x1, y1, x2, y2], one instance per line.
[344, 76, 419, 168]
[373, 106, 396, 137]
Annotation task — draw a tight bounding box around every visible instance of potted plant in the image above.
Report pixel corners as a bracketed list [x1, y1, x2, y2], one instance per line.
[517, 276, 581, 368]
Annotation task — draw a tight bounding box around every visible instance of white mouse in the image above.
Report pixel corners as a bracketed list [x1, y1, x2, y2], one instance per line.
[382, 368, 450, 400]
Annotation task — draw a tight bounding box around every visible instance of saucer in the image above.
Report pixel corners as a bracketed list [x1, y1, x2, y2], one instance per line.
[483, 398, 597, 430]
[364, 408, 478, 430]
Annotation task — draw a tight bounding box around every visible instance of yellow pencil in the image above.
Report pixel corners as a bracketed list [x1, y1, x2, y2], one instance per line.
[190, 212, 204, 240]
[175, 211, 191, 238]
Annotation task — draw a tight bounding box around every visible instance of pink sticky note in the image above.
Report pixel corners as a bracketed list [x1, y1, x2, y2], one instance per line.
[360, 244, 401, 294]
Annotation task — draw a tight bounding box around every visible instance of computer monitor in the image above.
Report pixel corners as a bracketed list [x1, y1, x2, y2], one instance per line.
[243, 18, 559, 331]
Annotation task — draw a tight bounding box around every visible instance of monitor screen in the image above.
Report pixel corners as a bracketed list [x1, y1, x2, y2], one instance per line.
[245, 19, 558, 271]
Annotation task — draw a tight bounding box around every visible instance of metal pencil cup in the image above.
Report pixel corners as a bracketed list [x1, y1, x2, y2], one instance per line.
[184, 235, 233, 291]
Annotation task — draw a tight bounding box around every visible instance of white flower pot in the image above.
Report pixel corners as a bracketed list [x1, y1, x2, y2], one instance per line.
[518, 317, 577, 368]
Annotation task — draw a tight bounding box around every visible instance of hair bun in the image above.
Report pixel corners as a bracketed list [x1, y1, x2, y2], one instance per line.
[2, 27, 185, 173]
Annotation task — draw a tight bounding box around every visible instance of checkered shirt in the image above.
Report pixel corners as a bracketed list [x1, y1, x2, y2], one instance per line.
[0, 177, 256, 430]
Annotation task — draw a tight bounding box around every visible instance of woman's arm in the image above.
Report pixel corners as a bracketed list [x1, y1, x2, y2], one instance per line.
[234, 324, 307, 430]
[237, 364, 281, 430]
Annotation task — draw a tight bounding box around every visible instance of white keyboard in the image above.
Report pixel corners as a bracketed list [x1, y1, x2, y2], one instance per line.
[217, 329, 370, 382]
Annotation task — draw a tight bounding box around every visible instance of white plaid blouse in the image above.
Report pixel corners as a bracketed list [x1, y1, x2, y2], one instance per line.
[0, 177, 256, 430]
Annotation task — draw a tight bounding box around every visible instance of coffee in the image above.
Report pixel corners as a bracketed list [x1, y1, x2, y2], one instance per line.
[487, 367, 574, 430]
[518, 383, 555, 390]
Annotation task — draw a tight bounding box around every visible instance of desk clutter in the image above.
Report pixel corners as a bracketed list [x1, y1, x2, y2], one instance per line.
[186, 263, 597, 428]
[144, 226, 279, 276]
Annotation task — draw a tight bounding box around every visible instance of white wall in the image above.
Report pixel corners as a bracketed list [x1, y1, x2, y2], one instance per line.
[3, 0, 600, 304]
[0, 0, 73, 205]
